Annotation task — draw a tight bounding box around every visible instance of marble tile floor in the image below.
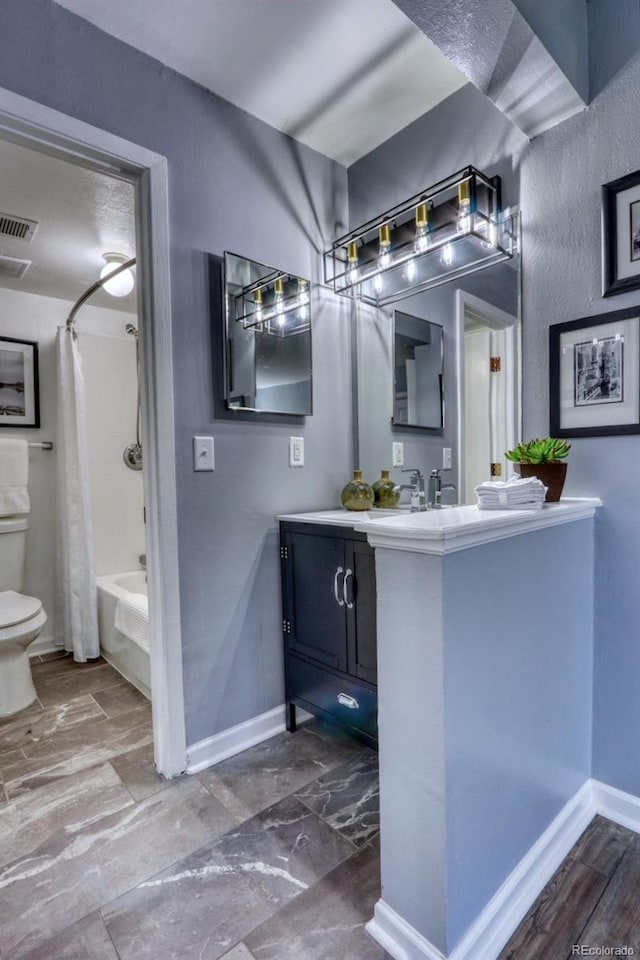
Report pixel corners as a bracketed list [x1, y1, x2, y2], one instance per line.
[0, 653, 386, 960]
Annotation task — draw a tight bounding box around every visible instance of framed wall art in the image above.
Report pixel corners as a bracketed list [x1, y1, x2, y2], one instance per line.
[0, 337, 40, 428]
[603, 170, 640, 296]
[550, 308, 640, 437]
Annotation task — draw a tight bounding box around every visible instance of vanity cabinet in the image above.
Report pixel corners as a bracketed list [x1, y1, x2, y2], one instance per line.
[280, 520, 377, 747]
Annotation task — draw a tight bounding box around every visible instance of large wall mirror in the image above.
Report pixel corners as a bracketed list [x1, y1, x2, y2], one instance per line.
[224, 251, 312, 415]
[393, 311, 443, 430]
[356, 254, 520, 504]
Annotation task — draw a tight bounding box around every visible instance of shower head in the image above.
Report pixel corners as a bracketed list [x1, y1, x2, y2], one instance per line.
[125, 323, 138, 337]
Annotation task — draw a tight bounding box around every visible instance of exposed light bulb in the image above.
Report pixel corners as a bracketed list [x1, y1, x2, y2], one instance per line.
[297, 279, 309, 308]
[347, 241, 359, 285]
[275, 277, 285, 316]
[100, 253, 134, 298]
[414, 203, 430, 254]
[253, 287, 264, 325]
[441, 243, 454, 267]
[457, 180, 472, 235]
[378, 223, 392, 271]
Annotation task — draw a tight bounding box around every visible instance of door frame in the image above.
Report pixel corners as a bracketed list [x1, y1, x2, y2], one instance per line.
[455, 289, 521, 500]
[0, 86, 186, 777]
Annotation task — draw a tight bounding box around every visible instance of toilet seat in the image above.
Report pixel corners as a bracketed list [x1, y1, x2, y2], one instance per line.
[0, 590, 42, 628]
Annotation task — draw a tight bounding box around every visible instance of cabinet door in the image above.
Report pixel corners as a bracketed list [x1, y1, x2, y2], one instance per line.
[346, 539, 377, 685]
[283, 530, 347, 672]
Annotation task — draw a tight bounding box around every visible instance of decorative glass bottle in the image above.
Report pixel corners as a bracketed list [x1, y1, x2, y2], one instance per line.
[341, 469, 374, 511]
[372, 469, 400, 509]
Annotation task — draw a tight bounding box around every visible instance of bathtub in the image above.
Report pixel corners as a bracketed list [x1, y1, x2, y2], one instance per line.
[96, 570, 151, 699]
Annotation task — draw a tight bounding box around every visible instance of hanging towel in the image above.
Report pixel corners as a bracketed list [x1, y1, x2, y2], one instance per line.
[114, 593, 150, 653]
[0, 438, 30, 516]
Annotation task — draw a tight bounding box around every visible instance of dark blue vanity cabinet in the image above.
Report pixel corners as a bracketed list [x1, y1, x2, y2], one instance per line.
[280, 520, 378, 748]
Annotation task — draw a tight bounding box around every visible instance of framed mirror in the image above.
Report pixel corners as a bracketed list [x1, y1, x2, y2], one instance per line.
[224, 251, 312, 415]
[392, 310, 443, 430]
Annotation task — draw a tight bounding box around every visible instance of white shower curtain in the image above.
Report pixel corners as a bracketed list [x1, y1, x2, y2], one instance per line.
[55, 327, 100, 661]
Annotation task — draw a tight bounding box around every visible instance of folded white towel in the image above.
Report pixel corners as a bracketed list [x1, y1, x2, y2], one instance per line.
[0, 439, 30, 516]
[477, 501, 545, 511]
[114, 593, 150, 653]
[475, 475, 547, 511]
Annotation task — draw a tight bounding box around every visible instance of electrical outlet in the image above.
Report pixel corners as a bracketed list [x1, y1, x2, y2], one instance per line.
[442, 447, 452, 470]
[289, 436, 304, 467]
[193, 436, 214, 471]
[392, 442, 404, 467]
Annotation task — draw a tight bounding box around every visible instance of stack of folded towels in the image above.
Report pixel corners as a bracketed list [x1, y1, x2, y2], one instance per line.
[474, 475, 547, 510]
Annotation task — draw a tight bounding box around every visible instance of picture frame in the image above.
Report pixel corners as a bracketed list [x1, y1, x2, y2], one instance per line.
[0, 337, 40, 428]
[602, 170, 640, 296]
[550, 308, 640, 437]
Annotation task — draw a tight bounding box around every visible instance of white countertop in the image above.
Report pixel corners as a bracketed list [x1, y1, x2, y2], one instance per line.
[279, 499, 602, 555]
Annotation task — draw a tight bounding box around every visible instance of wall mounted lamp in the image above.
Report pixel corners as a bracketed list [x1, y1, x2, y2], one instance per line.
[234, 271, 310, 338]
[324, 166, 517, 307]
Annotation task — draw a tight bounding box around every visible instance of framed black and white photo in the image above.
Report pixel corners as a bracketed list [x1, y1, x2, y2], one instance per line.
[603, 170, 640, 296]
[0, 337, 40, 428]
[550, 308, 640, 437]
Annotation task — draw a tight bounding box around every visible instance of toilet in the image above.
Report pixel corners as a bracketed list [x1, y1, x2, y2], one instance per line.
[0, 517, 47, 716]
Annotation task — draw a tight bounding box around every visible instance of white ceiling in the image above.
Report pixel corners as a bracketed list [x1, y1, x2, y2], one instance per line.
[0, 139, 136, 310]
[53, 0, 466, 167]
[0, 0, 466, 307]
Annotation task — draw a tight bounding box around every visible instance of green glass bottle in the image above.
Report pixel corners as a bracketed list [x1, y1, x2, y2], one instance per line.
[372, 468, 400, 508]
[341, 469, 374, 511]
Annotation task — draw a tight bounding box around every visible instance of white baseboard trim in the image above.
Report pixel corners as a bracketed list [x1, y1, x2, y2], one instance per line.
[367, 779, 595, 960]
[448, 780, 594, 960]
[592, 778, 640, 833]
[185, 704, 313, 774]
[28, 634, 59, 658]
[366, 902, 445, 960]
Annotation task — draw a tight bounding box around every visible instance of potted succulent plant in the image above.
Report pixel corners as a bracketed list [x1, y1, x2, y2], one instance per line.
[505, 437, 571, 502]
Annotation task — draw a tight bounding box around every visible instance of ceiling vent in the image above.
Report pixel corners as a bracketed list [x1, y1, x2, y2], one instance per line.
[0, 255, 31, 280]
[0, 213, 38, 242]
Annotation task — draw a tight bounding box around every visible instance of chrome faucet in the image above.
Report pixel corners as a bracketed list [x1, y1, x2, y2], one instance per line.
[401, 468, 427, 512]
[429, 469, 457, 509]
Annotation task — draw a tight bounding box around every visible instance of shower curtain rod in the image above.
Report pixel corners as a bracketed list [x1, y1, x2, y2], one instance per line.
[65, 257, 137, 333]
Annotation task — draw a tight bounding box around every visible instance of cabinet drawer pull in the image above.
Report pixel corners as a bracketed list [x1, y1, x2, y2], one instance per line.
[337, 692, 359, 710]
[334, 566, 344, 606]
[343, 568, 354, 609]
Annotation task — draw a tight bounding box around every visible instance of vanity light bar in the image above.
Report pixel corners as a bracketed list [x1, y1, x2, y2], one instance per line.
[234, 271, 310, 337]
[324, 165, 517, 308]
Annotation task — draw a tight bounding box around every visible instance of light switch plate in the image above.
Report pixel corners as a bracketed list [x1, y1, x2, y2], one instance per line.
[392, 442, 404, 467]
[442, 447, 452, 470]
[193, 436, 214, 471]
[289, 436, 304, 467]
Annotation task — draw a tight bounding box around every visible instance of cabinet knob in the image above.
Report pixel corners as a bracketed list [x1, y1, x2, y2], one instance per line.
[337, 692, 359, 710]
[334, 566, 344, 606]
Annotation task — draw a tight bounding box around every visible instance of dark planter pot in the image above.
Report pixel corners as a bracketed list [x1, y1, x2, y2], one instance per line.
[518, 462, 567, 502]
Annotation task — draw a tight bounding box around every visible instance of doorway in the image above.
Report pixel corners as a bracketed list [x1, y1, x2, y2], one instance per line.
[0, 85, 186, 777]
[455, 290, 521, 504]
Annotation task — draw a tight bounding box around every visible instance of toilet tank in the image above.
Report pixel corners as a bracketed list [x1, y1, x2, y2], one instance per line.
[0, 517, 28, 591]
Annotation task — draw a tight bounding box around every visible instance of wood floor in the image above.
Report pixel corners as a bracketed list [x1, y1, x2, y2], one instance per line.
[501, 815, 640, 959]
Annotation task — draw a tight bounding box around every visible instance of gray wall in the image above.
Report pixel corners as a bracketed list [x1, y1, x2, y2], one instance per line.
[513, 0, 589, 100]
[520, 27, 640, 795]
[348, 84, 524, 490]
[0, 0, 350, 745]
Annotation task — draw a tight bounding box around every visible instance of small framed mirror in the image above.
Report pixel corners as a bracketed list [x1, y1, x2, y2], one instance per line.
[224, 252, 312, 415]
[392, 309, 443, 431]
